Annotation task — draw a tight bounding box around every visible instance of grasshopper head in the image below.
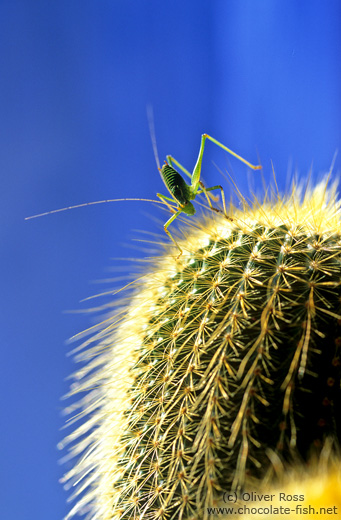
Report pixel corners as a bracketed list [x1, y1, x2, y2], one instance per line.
[182, 201, 195, 215]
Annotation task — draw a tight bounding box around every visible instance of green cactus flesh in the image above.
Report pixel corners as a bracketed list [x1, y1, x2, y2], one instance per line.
[62, 182, 341, 520]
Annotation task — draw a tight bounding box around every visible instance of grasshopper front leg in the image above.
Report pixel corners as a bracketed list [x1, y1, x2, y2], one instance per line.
[157, 193, 184, 258]
[163, 209, 184, 258]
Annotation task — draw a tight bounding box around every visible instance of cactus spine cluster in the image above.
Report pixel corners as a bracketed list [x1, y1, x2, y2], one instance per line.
[61, 179, 341, 520]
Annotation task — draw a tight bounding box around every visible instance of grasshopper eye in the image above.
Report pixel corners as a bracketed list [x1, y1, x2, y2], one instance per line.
[183, 202, 195, 216]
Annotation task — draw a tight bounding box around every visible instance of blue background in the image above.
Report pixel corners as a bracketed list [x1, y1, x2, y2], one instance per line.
[1, 1, 340, 518]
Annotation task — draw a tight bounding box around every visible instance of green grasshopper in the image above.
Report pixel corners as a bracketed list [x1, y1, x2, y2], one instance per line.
[26, 134, 261, 259]
[155, 133, 262, 257]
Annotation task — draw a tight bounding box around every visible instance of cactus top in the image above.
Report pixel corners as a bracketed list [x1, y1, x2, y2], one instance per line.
[62, 178, 341, 520]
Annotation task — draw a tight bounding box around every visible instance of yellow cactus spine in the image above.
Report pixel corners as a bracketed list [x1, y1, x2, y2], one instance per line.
[61, 178, 341, 520]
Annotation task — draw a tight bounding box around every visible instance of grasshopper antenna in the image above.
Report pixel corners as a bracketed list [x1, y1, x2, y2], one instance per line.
[26, 108, 173, 221]
[25, 198, 171, 220]
[146, 104, 161, 170]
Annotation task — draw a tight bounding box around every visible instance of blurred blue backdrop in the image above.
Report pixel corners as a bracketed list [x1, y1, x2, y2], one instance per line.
[1, 1, 340, 518]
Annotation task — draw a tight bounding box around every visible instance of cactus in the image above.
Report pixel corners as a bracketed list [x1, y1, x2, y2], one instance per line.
[61, 178, 341, 520]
